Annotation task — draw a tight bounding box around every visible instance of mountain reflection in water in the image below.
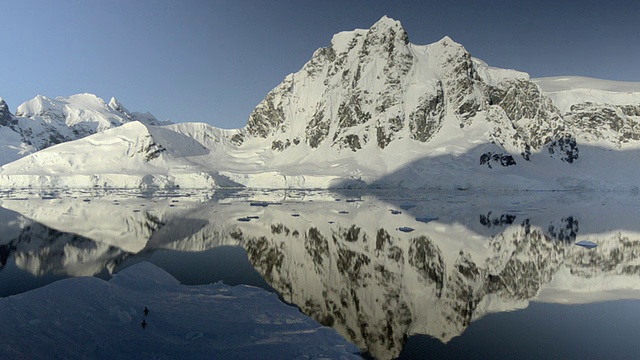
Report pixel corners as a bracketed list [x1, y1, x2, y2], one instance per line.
[2, 189, 640, 359]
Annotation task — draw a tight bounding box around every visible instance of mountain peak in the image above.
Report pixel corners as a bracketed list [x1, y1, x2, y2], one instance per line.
[431, 35, 465, 51]
[427, 35, 471, 65]
[0, 97, 13, 124]
[436, 35, 454, 44]
[371, 15, 403, 29]
[16, 95, 52, 117]
[368, 15, 409, 45]
[108, 97, 129, 114]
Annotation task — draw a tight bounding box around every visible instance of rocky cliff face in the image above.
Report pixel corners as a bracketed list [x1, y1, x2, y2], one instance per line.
[234, 16, 640, 171]
[239, 17, 488, 152]
[0, 98, 16, 128]
[564, 102, 640, 146]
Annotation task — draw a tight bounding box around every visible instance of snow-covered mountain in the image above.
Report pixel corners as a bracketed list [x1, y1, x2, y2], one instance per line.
[0, 93, 169, 165]
[3, 190, 640, 359]
[1, 16, 640, 190]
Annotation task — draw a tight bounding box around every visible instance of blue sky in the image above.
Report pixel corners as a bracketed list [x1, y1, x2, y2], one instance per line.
[2, 0, 638, 129]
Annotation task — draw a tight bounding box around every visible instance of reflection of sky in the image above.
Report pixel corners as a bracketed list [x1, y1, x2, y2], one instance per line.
[402, 301, 640, 360]
[2, 0, 638, 129]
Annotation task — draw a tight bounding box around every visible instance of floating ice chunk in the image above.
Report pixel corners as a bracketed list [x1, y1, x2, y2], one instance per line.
[416, 215, 439, 223]
[249, 202, 269, 207]
[575, 240, 597, 249]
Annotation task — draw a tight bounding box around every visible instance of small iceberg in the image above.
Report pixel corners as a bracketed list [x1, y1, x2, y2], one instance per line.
[575, 240, 597, 249]
[399, 203, 416, 210]
[249, 201, 282, 207]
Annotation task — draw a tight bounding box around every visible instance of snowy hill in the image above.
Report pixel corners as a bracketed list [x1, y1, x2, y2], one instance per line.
[0, 94, 170, 165]
[1, 16, 640, 190]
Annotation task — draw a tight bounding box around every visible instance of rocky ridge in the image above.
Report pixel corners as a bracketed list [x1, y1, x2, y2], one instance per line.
[235, 16, 637, 167]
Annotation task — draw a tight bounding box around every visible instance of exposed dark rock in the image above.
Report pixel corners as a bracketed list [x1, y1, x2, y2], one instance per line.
[409, 85, 445, 142]
[546, 134, 578, 163]
[271, 139, 291, 151]
[137, 137, 166, 161]
[480, 212, 517, 228]
[547, 216, 579, 243]
[305, 227, 329, 266]
[566, 102, 640, 145]
[479, 152, 516, 169]
[345, 134, 362, 151]
[230, 133, 244, 146]
[246, 91, 286, 138]
[408, 236, 444, 296]
[306, 106, 330, 148]
[0, 98, 17, 127]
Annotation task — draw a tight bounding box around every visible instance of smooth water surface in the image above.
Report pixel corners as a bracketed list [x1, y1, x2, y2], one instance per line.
[1, 189, 640, 359]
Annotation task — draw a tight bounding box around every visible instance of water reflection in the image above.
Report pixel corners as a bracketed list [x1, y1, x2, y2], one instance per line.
[2, 190, 640, 359]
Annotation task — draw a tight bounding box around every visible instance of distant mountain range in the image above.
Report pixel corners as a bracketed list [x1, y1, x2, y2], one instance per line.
[0, 93, 169, 165]
[1, 16, 640, 190]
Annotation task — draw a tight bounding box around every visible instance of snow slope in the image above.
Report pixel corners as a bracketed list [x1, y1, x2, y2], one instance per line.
[0, 121, 241, 189]
[0, 261, 360, 359]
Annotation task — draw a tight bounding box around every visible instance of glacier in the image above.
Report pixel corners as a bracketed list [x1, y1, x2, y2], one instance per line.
[0, 16, 640, 190]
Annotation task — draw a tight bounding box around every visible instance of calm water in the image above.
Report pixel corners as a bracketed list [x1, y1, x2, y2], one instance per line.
[1, 189, 640, 359]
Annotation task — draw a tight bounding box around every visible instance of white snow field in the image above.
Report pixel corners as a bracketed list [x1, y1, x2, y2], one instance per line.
[534, 76, 640, 113]
[0, 261, 360, 359]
